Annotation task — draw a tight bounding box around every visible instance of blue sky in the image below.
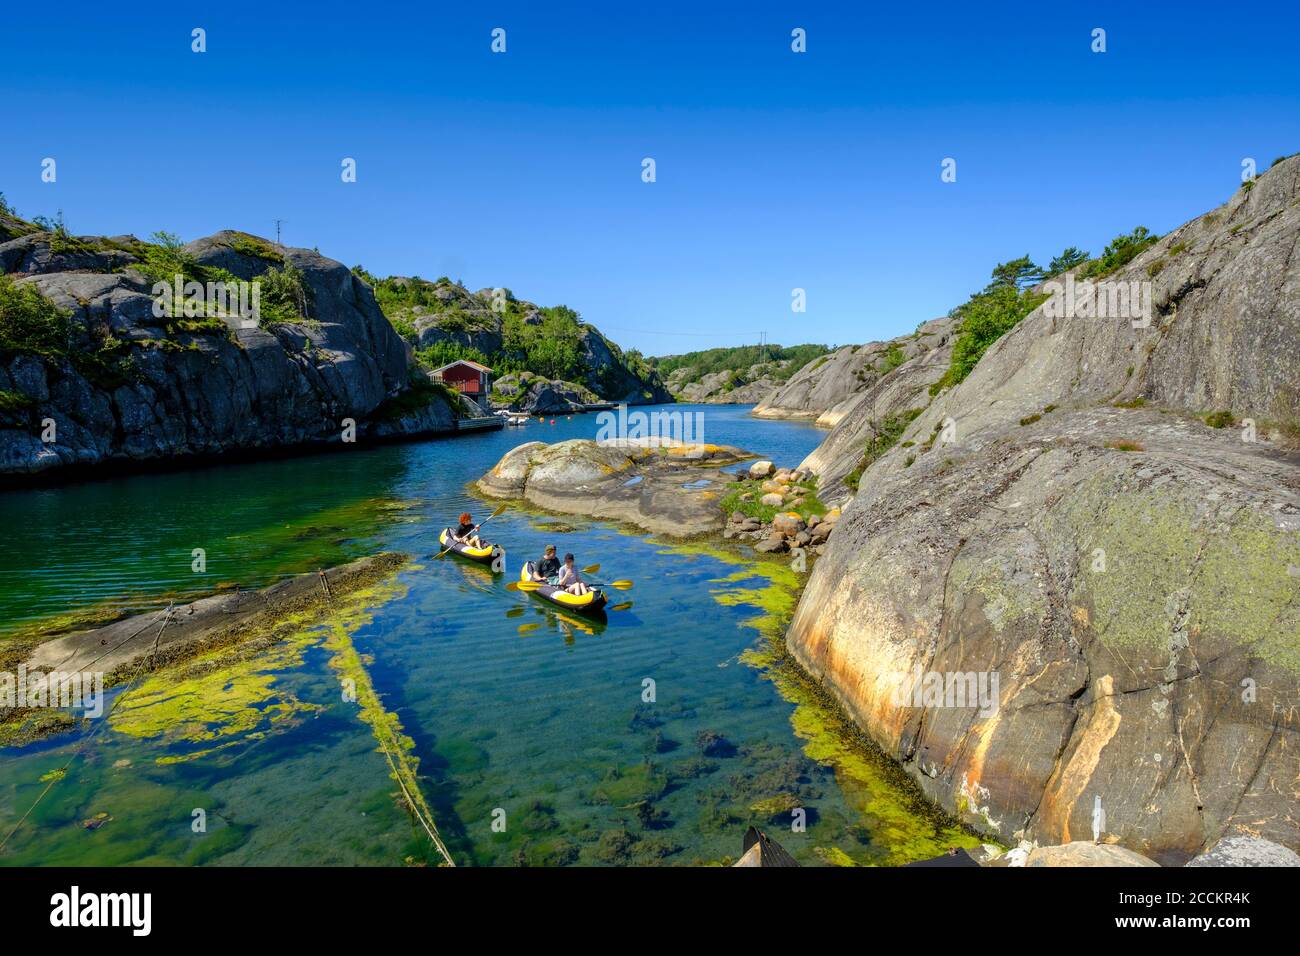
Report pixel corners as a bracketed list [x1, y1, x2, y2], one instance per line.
[2, 1, 1297, 355]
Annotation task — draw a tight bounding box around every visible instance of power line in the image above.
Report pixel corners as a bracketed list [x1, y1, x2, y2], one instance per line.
[598, 326, 763, 337]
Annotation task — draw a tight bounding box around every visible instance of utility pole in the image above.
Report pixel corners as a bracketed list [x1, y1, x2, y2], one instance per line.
[272, 219, 287, 248]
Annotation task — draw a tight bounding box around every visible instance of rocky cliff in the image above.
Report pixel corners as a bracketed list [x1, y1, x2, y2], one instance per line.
[0, 222, 454, 477]
[786, 156, 1300, 863]
[665, 361, 790, 404]
[753, 324, 951, 425]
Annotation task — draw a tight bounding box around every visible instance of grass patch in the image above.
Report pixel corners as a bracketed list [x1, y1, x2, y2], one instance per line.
[222, 231, 284, 263]
[878, 342, 906, 374]
[1105, 439, 1145, 452]
[1114, 397, 1147, 409]
[1019, 413, 1041, 426]
[721, 474, 824, 525]
[1204, 410, 1235, 428]
[0, 274, 71, 359]
[845, 409, 923, 491]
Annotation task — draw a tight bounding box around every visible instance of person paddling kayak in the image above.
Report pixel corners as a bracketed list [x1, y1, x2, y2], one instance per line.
[452, 512, 486, 549]
[555, 553, 590, 595]
[530, 544, 561, 583]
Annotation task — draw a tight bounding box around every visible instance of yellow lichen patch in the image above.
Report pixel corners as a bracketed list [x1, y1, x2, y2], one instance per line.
[815, 846, 859, 866]
[1064, 473, 1300, 672]
[109, 562, 415, 772]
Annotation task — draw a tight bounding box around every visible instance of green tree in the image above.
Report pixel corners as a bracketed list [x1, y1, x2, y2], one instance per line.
[1046, 247, 1090, 276]
[988, 255, 1044, 291]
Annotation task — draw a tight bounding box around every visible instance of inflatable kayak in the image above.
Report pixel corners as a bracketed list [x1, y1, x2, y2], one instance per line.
[439, 528, 499, 565]
[521, 562, 607, 615]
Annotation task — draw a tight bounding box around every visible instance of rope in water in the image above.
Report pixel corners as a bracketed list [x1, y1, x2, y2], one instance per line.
[0, 604, 177, 855]
[315, 570, 456, 867]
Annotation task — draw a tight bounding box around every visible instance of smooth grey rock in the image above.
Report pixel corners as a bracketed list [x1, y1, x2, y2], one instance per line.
[784, 155, 1300, 862]
[1186, 837, 1300, 867]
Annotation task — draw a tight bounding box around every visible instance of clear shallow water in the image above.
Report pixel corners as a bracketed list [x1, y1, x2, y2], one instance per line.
[0, 405, 972, 866]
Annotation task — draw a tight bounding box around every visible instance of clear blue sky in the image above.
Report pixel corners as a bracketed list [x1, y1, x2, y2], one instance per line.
[2, 1, 1297, 355]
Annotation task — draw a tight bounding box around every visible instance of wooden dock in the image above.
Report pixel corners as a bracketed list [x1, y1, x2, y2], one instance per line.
[455, 416, 505, 432]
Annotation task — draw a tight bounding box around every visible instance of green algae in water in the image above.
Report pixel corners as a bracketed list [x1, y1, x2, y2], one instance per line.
[660, 539, 984, 865]
[0, 564, 442, 867]
[110, 635, 323, 765]
[4, 405, 958, 866]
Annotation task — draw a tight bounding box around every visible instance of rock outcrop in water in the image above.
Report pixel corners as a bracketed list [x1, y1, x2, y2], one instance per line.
[786, 155, 1300, 863]
[0, 222, 455, 477]
[477, 438, 752, 536]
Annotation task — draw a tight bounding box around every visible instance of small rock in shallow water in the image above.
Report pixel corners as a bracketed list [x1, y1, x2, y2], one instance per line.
[696, 729, 737, 758]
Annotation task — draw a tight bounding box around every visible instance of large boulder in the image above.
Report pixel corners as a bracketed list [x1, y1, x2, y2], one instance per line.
[785, 155, 1300, 864]
[1023, 842, 1159, 868]
[1185, 836, 1300, 867]
[477, 438, 753, 536]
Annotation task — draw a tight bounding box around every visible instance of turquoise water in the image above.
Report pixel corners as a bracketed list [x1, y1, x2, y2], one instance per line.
[0, 405, 940, 866]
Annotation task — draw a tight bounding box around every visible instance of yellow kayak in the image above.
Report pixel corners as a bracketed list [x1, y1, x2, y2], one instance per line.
[521, 562, 607, 615]
[439, 528, 498, 565]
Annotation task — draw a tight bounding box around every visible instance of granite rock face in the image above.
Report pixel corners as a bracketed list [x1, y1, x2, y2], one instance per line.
[785, 155, 1300, 863]
[800, 318, 956, 504]
[0, 227, 447, 476]
[665, 360, 796, 404]
[753, 319, 952, 423]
